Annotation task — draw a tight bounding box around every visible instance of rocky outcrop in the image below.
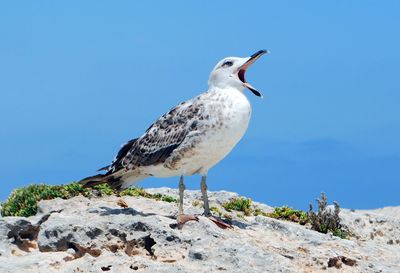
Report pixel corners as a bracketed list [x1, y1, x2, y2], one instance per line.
[0, 188, 399, 272]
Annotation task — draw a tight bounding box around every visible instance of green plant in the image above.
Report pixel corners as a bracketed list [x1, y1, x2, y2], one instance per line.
[308, 193, 348, 239]
[222, 197, 253, 216]
[236, 213, 245, 219]
[160, 195, 178, 203]
[120, 187, 151, 198]
[92, 183, 114, 196]
[266, 206, 308, 225]
[253, 208, 269, 217]
[120, 187, 177, 203]
[210, 206, 223, 216]
[1, 183, 178, 217]
[192, 200, 202, 207]
[1, 183, 89, 217]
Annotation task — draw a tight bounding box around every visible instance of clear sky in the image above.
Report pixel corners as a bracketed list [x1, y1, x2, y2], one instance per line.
[1, 1, 399, 210]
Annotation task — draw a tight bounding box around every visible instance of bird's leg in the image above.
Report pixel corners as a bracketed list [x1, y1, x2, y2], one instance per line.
[201, 175, 233, 229]
[200, 175, 211, 216]
[177, 175, 198, 229]
[178, 175, 185, 215]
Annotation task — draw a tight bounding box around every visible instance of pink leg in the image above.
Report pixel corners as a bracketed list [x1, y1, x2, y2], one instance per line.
[177, 176, 199, 229]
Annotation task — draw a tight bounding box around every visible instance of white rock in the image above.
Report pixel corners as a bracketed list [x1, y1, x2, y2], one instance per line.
[0, 188, 399, 272]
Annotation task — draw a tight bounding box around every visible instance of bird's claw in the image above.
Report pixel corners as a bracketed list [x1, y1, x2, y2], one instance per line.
[177, 214, 199, 229]
[207, 215, 233, 229]
[176, 214, 232, 230]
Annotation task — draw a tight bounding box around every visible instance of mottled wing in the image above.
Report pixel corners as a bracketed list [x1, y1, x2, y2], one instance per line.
[97, 138, 136, 172]
[108, 100, 203, 173]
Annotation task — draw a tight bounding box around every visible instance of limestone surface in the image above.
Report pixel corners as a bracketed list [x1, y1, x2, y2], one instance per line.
[0, 188, 399, 273]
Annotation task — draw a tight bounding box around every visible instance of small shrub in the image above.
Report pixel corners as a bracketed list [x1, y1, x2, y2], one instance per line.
[120, 187, 151, 198]
[2, 183, 177, 217]
[308, 192, 348, 239]
[92, 183, 114, 196]
[266, 206, 308, 225]
[161, 195, 178, 203]
[210, 206, 222, 216]
[222, 197, 253, 216]
[253, 208, 269, 217]
[120, 188, 177, 203]
[192, 200, 202, 207]
[1, 183, 89, 217]
[236, 213, 245, 219]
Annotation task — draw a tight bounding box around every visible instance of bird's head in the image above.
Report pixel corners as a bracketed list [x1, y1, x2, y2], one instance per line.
[208, 50, 267, 97]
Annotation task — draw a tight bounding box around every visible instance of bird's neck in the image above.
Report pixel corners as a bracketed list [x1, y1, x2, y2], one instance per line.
[208, 85, 245, 94]
[207, 86, 250, 106]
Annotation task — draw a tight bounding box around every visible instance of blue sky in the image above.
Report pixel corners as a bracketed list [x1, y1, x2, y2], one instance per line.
[1, 1, 399, 210]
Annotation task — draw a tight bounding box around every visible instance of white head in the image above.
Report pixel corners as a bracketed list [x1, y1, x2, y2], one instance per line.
[208, 50, 267, 97]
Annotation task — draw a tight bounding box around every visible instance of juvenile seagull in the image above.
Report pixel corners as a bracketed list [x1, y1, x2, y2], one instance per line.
[81, 50, 267, 228]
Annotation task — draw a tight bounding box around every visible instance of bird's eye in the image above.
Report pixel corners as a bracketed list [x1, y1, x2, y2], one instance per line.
[222, 61, 233, 67]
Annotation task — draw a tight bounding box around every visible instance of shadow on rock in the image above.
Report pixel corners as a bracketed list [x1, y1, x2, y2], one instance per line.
[228, 219, 252, 229]
[93, 206, 157, 217]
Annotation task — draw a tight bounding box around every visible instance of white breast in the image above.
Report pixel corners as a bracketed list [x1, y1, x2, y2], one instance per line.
[197, 88, 252, 170]
[144, 88, 252, 177]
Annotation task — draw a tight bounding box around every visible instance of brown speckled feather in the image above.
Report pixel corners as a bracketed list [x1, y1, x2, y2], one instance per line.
[105, 98, 205, 174]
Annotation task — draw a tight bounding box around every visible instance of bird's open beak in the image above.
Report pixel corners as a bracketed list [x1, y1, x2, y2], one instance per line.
[238, 50, 268, 97]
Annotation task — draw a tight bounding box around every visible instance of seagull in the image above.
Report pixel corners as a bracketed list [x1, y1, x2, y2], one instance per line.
[81, 50, 267, 229]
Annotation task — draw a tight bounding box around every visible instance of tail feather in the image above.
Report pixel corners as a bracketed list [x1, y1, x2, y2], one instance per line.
[80, 173, 125, 191]
[97, 165, 110, 172]
[80, 174, 107, 188]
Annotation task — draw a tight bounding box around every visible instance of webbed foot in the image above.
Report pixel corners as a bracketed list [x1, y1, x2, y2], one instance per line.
[177, 214, 199, 229]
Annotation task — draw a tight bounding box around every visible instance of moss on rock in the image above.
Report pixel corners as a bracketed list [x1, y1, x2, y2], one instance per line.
[1, 183, 177, 217]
